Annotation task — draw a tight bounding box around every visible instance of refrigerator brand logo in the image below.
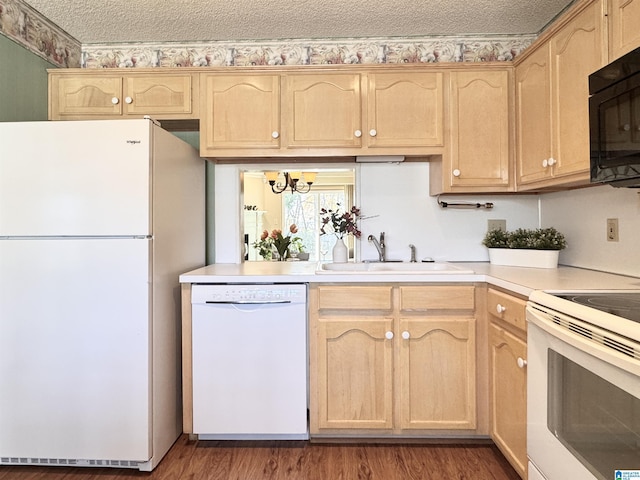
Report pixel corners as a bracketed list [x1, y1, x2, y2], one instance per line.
[126, 140, 142, 145]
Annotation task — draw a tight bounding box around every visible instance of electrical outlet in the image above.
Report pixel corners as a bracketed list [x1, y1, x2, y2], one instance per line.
[488, 219, 506, 232]
[607, 218, 619, 242]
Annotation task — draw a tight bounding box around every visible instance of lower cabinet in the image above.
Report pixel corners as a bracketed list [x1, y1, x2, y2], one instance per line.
[488, 288, 528, 479]
[309, 284, 477, 436]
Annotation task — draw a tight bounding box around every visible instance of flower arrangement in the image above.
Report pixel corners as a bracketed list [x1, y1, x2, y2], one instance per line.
[319, 205, 362, 239]
[483, 227, 567, 250]
[253, 224, 303, 261]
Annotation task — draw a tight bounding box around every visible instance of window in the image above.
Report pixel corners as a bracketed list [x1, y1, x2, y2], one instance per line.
[283, 189, 347, 261]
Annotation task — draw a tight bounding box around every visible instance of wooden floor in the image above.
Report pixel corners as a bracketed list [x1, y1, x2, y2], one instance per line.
[0, 435, 521, 480]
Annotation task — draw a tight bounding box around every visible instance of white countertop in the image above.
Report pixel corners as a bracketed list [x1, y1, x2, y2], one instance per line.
[179, 261, 640, 297]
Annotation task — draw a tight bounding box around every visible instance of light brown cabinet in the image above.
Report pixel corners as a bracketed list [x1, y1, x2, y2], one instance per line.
[48, 70, 198, 120]
[366, 72, 444, 149]
[199, 69, 444, 158]
[516, 44, 553, 186]
[310, 284, 477, 436]
[487, 288, 528, 479]
[608, 0, 640, 60]
[430, 68, 513, 194]
[200, 73, 281, 153]
[515, 0, 607, 190]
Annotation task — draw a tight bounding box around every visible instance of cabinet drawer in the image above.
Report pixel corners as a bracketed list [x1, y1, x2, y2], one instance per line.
[317, 286, 393, 310]
[487, 288, 527, 332]
[400, 286, 475, 311]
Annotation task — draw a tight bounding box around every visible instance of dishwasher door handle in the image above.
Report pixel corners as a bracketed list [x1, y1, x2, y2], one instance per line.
[204, 300, 292, 305]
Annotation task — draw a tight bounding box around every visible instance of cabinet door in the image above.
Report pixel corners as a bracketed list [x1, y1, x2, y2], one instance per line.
[52, 75, 123, 117]
[367, 72, 443, 148]
[283, 73, 362, 149]
[609, 0, 640, 60]
[399, 317, 476, 430]
[516, 44, 553, 187]
[317, 319, 394, 430]
[550, 0, 606, 179]
[125, 75, 194, 116]
[448, 70, 511, 189]
[200, 74, 280, 153]
[489, 324, 527, 479]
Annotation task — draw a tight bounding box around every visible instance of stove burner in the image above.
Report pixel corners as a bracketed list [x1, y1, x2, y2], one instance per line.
[555, 292, 640, 323]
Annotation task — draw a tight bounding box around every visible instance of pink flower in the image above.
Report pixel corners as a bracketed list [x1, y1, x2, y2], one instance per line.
[289, 224, 298, 234]
[260, 230, 269, 241]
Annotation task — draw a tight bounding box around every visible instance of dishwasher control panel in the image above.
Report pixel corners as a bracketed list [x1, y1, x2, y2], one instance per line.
[192, 284, 307, 304]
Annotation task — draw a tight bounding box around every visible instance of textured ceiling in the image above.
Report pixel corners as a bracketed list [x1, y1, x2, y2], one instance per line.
[25, 0, 575, 44]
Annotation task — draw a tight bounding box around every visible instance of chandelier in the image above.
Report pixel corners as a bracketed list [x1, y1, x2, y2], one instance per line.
[265, 171, 317, 194]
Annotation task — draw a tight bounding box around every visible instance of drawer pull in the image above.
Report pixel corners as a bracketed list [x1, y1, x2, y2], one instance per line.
[496, 303, 506, 314]
[517, 357, 527, 368]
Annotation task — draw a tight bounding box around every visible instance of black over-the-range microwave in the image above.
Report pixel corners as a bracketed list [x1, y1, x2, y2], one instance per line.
[589, 47, 640, 187]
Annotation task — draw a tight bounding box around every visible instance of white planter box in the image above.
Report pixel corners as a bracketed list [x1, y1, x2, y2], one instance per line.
[488, 248, 560, 269]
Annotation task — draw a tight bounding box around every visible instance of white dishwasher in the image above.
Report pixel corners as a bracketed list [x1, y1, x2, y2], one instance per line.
[191, 283, 308, 440]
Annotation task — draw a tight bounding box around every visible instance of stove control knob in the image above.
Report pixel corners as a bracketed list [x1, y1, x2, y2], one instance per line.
[517, 357, 527, 369]
[496, 304, 506, 314]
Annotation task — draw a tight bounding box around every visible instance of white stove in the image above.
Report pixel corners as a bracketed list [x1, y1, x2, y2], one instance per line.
[526, 289, 640, 480]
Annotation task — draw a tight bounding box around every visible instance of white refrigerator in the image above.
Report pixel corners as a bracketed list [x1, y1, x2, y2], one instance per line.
[0, 119, 205, 471]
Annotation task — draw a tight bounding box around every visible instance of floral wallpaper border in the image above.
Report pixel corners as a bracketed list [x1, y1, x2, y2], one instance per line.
[0, 0, 81, 67]
[1, 0, 535, 69]
[81, 36, 535, 68]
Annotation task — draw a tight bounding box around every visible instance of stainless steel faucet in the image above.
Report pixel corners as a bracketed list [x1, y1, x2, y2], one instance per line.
[368, 232, 386, 262]
[409, 244, 417, 262]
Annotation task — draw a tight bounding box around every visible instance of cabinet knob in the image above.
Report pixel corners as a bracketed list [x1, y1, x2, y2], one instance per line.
[452, 169, 461, 177]
[542, 158, 548, 168]
[354, 130, 362, 138]
[125, 96, 133, 104]
[271, 131, 280, 139]
[111, 97, 120, 105]
[496, 304, 506, 314]
[401, 331, 410, 340]
[547, 157, 557, 166]
[623, 124, 631, 131]
[517, 357, 527, 368]
[385, 331, 394, 340]
[369, 129, 377, 137]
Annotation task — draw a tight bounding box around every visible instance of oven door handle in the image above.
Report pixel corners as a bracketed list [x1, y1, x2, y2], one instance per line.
[527, 305, 640, 377]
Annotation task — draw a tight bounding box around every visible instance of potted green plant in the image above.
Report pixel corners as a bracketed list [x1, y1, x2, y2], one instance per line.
[482, 227, 567, 268]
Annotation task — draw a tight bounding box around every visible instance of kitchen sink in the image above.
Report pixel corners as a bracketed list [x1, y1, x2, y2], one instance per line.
[316, 261, 475, 274]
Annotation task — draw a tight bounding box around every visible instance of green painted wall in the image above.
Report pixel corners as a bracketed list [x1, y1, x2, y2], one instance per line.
[0, 35, 54, 122]
[173, 130, 215, 264]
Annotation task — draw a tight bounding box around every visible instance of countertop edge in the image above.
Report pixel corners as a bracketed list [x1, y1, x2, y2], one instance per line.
[179, 262, 640, 297]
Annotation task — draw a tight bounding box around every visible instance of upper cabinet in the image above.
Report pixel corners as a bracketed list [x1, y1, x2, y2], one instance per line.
[515, 0, 607, 191]
[199, 68, 444, 158]
[49, 70, 198, 120]
[283, 73, 363, 150]
[366, 72, 443, 149]
[200, 73, 281, 153]
[430, 67, 513, 194]
[608, 0, 640, 60]
[516, 45, 553, 186]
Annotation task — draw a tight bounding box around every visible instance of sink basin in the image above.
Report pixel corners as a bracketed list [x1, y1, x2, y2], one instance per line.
[316, 262, 474, 274]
